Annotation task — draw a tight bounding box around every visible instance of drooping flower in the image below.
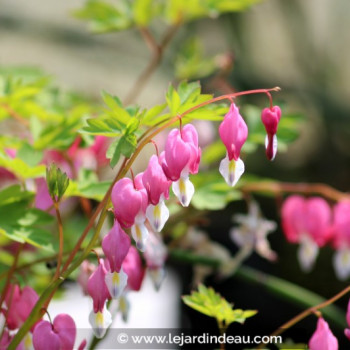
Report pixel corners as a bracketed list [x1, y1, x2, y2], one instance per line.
[161, 124, 201, 207]
[218, 103, 248, 187]
[5, 284, 39, 330]
[230, 200, 277, 261]
[142, 154, 171, 232]
[331, 201, 350, 280]
[111, 176, 149, 251]
[345, 299, 350, 340]
[281, 195, 332, 272]
[102, 221, 130, 298]
[32, 314, 79, 350]
[87, 260, 112, 339]
[144, 231, 168, 290]
[34, 178, 54, 212]
[261, 106, 281, 160]
[309, 318, 338, 350]
[122, 246, 145, 292]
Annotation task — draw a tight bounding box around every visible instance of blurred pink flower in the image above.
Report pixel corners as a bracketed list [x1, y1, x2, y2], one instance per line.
[309, 318, 338, 350]
[281, 195, 332, 272]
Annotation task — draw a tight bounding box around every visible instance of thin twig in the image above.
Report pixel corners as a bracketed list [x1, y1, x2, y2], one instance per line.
[0, 104, 29, 127]
[53, 203, 64, 279]
[124, 24, 180, 104]
[241, 181, 350, 202]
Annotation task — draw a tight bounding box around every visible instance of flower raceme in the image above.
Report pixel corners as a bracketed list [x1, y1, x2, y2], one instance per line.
[281, 195, 332, 272]
[219, 103, 248, 187]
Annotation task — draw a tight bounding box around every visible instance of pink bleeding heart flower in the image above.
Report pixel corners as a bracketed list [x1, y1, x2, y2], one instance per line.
[309, 318, 338, 350]
[218, 103, 248, 187]
[330, 201, 350, 280]
[87, 259, 112, 339]
[345, 299, 350, 340]
[87, 260, 111, 313]
[112, 176, 149, 251]
[142, 155, 171, 206]
[122, 246, 145, 292]
[111, 178, 148, 228]
[32, 314, 78, 350]
[102, 221, 130, 298]
[142, 154, 171, 232]
[261, 106, 281, 160]
[161, 124, 201, 207]
[5, 284, 39, 330]
[281, 195, 332, 272]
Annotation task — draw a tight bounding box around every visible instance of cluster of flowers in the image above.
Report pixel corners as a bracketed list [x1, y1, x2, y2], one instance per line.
[83, 102, 282, 337]
[309, 299, 350, 350]
[0, 101, 282, 345]
[0, 284, 86, 349]
[282, 196, 350, 280]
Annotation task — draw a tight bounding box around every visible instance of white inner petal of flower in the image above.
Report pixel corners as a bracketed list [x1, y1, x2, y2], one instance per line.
[148, 267, 166, 291]
[265, 134, 278, 160]
[333, 247, 350, 280]
[172, 175, 195, 207]
[131, 220, 149, 252]
[219, 154, 245, 187]
[89, 306, 112, 339]
[146, 198, 169, 232]
[118, 293, 130, 323]
[297, 234, 319, 272]
[105, 268, 128, 299]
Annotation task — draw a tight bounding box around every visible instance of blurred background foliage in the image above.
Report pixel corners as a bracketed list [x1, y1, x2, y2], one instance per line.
[1, 0, 350, 347]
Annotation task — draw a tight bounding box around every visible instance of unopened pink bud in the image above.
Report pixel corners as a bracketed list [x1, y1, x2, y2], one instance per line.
[87, 260, 111, 313]
[309, 318, 338, 350]
[142, 155, 171, 205]
[219, 103, 248, 161]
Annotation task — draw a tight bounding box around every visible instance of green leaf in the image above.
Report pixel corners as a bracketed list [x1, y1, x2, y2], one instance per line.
[142, 103, 167, 125]
[0, 185, 34, 207]
[182, 284, 257, 328]
[191, 171, 242, 210]
[17, 143, 43, 167]
[0, 154, 46, 179]
[46, 164, 69, 201]
[166, 84, 181, 115]
[73, 0, 134, 33]
[81, 115, 122, 137]
[108, 134, 137, 168]
[175, 38, 216, 80]
[133, 0, 156, 25]
[0, 201, 54, 251]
